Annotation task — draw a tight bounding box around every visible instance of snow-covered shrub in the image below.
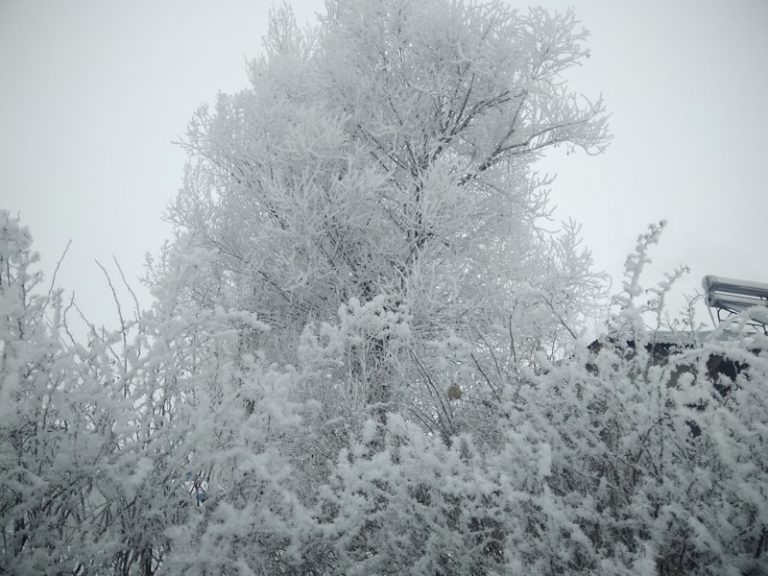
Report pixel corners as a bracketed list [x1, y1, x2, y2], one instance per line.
[306, 222, 767, 576]
[500, 223, 768, 575]
[317, 415, 511, 576]
[0, 212, 127, 574]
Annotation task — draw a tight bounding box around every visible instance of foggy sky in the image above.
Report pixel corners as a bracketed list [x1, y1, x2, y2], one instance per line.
[2, 0, 767, 333]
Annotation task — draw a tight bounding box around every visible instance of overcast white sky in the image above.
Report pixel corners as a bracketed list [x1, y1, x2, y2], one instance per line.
[2, 0, 767, 332]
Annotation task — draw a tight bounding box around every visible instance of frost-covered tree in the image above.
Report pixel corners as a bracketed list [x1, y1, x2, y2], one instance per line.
[167, 0, 608, 445]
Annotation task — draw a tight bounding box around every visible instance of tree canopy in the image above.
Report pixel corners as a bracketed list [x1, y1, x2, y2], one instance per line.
[169, 0, 608, 439]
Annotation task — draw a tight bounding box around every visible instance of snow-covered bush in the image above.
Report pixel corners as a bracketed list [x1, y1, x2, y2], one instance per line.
[500, 224, 768, 575]
[300, 223, 768, 576]
[0, 212, 128, 574]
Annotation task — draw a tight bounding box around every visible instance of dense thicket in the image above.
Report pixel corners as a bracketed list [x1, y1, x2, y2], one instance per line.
[2, 1, 766, 574]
